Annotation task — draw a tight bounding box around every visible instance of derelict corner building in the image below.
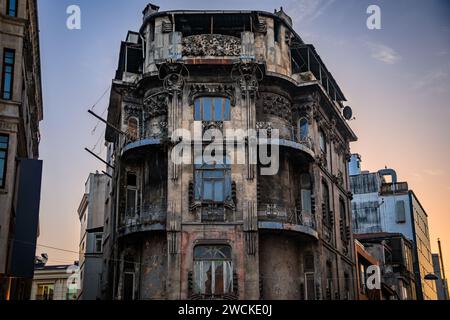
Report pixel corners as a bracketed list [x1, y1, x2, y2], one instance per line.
[101, 3, 358, 300]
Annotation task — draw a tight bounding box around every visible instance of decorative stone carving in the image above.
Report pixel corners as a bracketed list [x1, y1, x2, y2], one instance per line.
[182, 34, 241, 57]
[124, 104, 142, 120]
[259, 92, 292, 121]
[144, 93, 168, 118]
[188, 84, 236, 106]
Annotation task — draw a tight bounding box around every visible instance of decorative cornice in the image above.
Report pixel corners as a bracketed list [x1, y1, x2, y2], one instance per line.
[182, 34, 241, 57]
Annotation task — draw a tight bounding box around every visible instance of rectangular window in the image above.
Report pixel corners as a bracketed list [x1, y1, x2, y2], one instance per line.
[2, 49, 15, 100]
[305, 273, 315, 300]
[396, 200, 406, 223]
[94, 234, 103, 253]
[0, 135, 9, 188]
[7, 0, 18, 17]
[126, 173, 138, 217]
[123, 272, 135, 300]
[194, 97, 231, 121]
[37, 284, 54, 301]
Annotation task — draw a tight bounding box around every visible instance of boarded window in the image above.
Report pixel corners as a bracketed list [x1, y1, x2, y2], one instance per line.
[396, 201, 406, 223]
[194, 97, 231, 121]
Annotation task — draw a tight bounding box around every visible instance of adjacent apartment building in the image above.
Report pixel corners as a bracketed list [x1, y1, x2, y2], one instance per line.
[349, 154, 437, 300]
[77, 173, 107, 300]
[0, 0, 43, 300]
[99, 4, 358, 300]
[31, 264, 78, 301]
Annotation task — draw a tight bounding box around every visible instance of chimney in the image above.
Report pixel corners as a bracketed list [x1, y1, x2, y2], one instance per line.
[143, 3, 160, 19]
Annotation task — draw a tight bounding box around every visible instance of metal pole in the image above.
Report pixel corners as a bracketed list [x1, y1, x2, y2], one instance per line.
[438, 238, 446, 280]
[85, 148, 115, 169]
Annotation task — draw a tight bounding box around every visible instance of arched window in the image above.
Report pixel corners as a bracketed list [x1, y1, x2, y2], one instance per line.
[298, 118, 309, 141]
[194, 97, 231, 121]
[127, 117, 139, 140]
[194, 156, 232, 203]
[193, 245, 233, 296]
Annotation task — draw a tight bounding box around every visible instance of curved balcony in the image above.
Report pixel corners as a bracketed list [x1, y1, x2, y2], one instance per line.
[118, 204, 167, 237]
[257, 203, 318, 240]
[121, 129, 168, 157]
[257, 124, 316, 159]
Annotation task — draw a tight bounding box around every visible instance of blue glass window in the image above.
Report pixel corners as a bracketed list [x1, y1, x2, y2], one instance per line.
[7, 0, 17, 17]
[299, 118, 309, 140]
[194, 157, 232, 203]
[194, 97, 231, 121]
[0, 135, 9, 188]
[2, 49, 15, 100]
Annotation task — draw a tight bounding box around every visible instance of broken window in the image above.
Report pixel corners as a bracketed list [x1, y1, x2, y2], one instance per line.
[194, 157, 231, 204]
[194, 97, 231, 121]
[0, 134, 8, 188]
[126, 172, 138, 217]
[193, 245, 233, 297]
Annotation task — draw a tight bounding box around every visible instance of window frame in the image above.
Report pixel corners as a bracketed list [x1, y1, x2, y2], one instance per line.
[0, 134, 9, 189]
[194, 97, 231, 121]
[194, 158, 232, 204]
[125, 172, 138, 217]
[193, 245, 233, 297]
[2, 49, 15, 101]
[319, 128, 327, 154]
[94, 233, 103, 253]
[298, 117, 309, 141]
[6, 0, 18, 17]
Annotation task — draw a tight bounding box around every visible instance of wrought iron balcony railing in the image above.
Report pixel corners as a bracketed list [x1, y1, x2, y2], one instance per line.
[257, 123, 315, 151]
[121, 203, 167, 229]
[257, 203, 316, 229]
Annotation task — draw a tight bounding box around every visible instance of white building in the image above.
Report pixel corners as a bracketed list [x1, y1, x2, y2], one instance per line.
[349, 154, 437, 300]
[31, 264, 77, 301]
[77, 173, 108, 300]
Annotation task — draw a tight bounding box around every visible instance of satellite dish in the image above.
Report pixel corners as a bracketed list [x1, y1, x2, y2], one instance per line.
[343, 106, 353, 120]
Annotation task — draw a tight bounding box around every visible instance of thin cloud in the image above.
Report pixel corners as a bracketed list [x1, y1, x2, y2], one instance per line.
[366, 42, 401, 65]
[286, 0, 336, 25]
[413, 70, 449, 90]
[424, 169, 445, 176]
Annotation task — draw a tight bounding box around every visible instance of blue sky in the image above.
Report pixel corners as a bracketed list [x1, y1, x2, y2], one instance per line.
[36, 0, 450, 270]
